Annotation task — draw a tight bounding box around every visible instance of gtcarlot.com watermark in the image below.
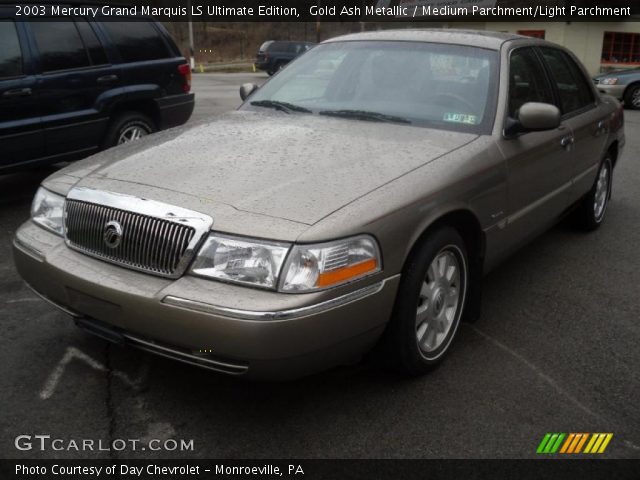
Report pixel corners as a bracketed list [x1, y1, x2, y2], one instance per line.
[15, 434, 194, 452]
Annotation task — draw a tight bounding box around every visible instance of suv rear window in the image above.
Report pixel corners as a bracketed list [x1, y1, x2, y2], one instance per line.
[0, 20, 22, 78]
[30, 21, 90, 72]
[102, 22, 170, 63]
[76, 20, 108, 65]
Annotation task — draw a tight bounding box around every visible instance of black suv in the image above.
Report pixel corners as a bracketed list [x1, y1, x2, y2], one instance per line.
[255, 40, 314, 76]
[0, 11, 194, 173]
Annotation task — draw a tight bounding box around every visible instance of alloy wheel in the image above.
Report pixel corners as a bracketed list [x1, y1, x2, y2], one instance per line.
[117, 125, 149, 145]
[415, 247, 465, 356]
[633, 88, 640, 108]
[594, 162, 611, 222]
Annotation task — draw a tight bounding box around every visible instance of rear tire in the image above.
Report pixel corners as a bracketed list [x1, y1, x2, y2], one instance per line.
[103, 112, 155, 149]
[573, 156, 613, 231]
[379, 227, 469, 376]
[623, 84, 640, 110]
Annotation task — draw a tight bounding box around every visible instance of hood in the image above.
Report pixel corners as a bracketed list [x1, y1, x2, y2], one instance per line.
[60, 111, 477, 228]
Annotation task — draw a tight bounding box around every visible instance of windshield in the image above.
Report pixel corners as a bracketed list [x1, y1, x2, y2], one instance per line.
[243, 40, 499, 133]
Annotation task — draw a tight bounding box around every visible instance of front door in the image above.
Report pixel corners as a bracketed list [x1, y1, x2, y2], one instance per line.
[499, 47, 575, 249]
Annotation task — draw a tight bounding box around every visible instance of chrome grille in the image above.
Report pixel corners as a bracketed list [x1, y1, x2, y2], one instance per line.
[64, 188, 213, 278]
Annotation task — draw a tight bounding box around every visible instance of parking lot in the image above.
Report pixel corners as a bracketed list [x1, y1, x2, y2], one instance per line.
[1, 73, 639, 459]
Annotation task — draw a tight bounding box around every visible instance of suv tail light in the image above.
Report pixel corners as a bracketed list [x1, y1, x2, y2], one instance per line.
[178, 63, 191, 93]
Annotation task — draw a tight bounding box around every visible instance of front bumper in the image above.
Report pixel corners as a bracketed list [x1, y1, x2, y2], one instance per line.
[13, 221, 399, 380]
[595, 83, 626, 100]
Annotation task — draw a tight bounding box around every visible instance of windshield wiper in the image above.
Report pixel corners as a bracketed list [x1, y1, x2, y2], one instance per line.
[250, 100, 311, 113]
[319, 109, 411, 124]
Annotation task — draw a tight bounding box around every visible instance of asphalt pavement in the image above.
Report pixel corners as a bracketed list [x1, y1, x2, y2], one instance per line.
[1, 73, 638, 459]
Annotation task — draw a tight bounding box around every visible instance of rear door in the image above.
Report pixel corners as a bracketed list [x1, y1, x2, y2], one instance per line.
[0, 17, 44, 168]
[27, 20, 119, 159]
[98, 21, 182, 96]
[499, 47, 575, 247]
[538, 47, 608, 203]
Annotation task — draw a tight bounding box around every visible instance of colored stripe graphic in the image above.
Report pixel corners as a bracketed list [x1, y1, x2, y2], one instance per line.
[537, 433, 565, 454]
[584, 433, 614, 454]
[537, 433, 552, 454]
[538, 433, 613, 454]
[560, 433, 575, 453]
[574, 433, 589, 453]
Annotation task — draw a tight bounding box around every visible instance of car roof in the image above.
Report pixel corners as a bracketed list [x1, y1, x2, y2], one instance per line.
[323, 28, 530, 50]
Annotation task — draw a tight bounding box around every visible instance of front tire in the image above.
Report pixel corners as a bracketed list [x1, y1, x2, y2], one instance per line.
[574, 156, 613, 231]
[623, 84, 640, 110]
[382, 227, 469, 375]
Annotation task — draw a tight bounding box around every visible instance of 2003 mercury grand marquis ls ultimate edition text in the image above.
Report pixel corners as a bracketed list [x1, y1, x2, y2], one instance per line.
[14, 30, 624, 379]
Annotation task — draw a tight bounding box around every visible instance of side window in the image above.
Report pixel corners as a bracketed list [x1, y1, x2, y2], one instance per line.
[102, 22, 170, 63]
[540, 48, 594, 115]
[30, 21, 90, 72]
[270, 41, 285, 53]
[0, 20, 23, 78]
[508, 48, 554, 118]
[76, 21, 108, 65]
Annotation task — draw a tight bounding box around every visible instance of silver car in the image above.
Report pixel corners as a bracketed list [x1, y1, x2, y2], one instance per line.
[594, 67, 640, 109]
[14, 30, 625, 380]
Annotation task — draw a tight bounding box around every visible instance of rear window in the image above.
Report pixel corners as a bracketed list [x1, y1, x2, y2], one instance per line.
[102, 21, 170, 63]
[540, 48, 594, 114]
[76, 20, 108, 65]
[30, 21, 90, 72]
[0, 20, 22, 78]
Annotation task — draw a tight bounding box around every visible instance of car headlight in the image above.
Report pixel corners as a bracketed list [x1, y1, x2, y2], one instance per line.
[191, 234, 290, 289]
[31, 187, 65, 236]
[191, 233, 382, 292]
[601, 77, 618, 85]
[280, 235, 381, 292]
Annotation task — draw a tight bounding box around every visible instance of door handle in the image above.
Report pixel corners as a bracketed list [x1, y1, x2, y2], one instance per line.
[97, 74, 119, 85]
[2, 87, 32, 98]
[560, 135, 575, 149]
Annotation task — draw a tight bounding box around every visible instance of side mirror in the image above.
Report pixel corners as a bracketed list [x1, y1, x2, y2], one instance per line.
[239, 83, 259, 101]
[505, 102, 561, 137]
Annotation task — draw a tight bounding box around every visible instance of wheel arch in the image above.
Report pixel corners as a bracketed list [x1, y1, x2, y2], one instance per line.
[607, 139, 619, 169]
[108, 100, 160, 129]
[406, 209, 485, 267]
[403, 208, 486, 322]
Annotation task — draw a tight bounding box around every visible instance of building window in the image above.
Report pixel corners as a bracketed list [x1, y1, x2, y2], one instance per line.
[518, 30, 545, 39]
[602, 32, 640, 65]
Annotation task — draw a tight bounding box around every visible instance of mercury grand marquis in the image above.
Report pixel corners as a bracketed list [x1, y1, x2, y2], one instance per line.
[13, 30, 625, 379]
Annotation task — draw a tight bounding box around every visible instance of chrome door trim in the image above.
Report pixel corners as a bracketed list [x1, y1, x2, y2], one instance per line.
[504, 180, 572, 226]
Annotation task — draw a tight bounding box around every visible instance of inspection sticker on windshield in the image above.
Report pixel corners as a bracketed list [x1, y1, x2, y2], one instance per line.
[443, 113, 478, 125]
